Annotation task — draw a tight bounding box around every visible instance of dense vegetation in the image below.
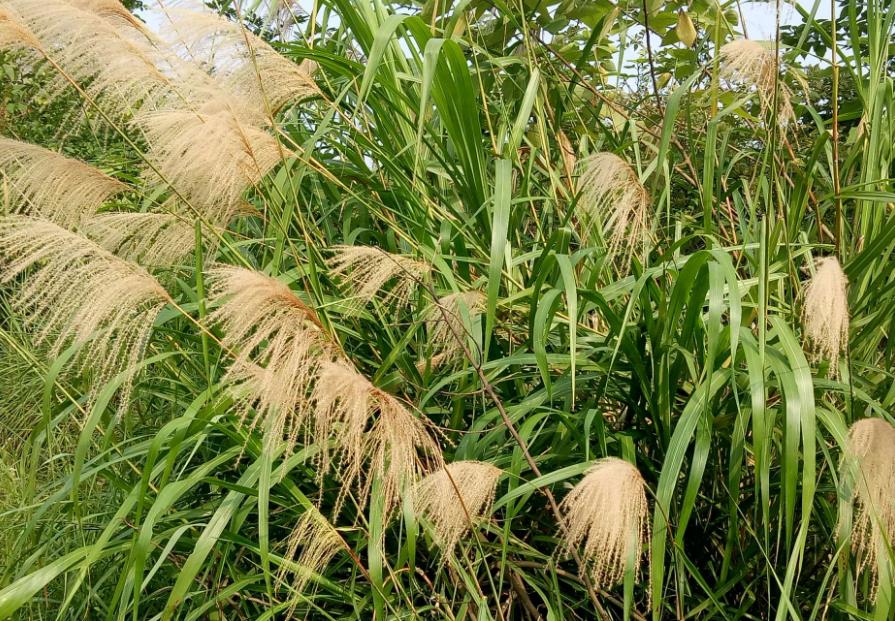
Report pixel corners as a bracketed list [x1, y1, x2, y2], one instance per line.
[1, 0, 894, 618]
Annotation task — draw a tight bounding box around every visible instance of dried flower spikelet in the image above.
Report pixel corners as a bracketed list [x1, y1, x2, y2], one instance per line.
[5, 0, 170, 113]
[0, 216, 171, 411]
[65, 0, 148, 32]
[577, 152, 651, 265]
[277, 505, 343, 599]
[134, 109, 286, 222]
[208, 266, 331, 455]
[83, 212, 199, 266]
[561, 457, 650, 589]
[311, 357, 441, 514]
[720, 39, 793, 122]
[840, 418, 895, 598]
[801, 256, 848, 375]
[158, 7, 318, 113]
[328, 245, 430, 310]
[412, 460, 501, 558]
[0, 4, 40, 49]
[310, 360, 378, 497]
[426, 290, 484, 365]
[365, 395, 442, 517]
[0, 137, 127, 227]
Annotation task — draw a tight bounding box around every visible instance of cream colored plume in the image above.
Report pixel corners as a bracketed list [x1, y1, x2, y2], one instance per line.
[10, 0, 263, 124]
[720, 39, 793, 122]
[840, 418, 895, 598]
[801, 256, 848, 375]
[0, 216, 171, 411]
[0, 4, 39, 49]
[83, 212, 198, 266]
[560, 457, 650, 589]
[5, 0, 170, 112]
[365, 395, 442, 516]
[577, 152, 651, 265]
[208, 266, 333, 455]
[157, 7, 318, 113]
[277, 505, 343, 599]
[412, 460, 501, 558]
[135, 109, 286, 221]
[328, 245, 431, 310]
[425, 290, 484, 365]
[311, 359, 441, 514]
[66, 0, 148, 31]
[311, 360, 379, 496]
[0, 137, 127, 227]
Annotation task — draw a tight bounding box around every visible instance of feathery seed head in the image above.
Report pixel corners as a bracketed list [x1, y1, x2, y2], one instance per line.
[0, 4, 39, 49]
[365, 395, 442, 518]
[720, 39, 793, 122]
[158, 7, 318, 113]
[208, 266, 332, 455]
[425, 290, 484, 365]
[310, 359, 377, 500]
[311, 358, 442, 515]
[577, 152, 651, 266]
[327, 245, 430, 310]
[65, 0, 148, 31]
[412, 460, 502, 558]
[801, 256, 848, 375]
[0, 137, 127, 227]
[561, 457, 650, 589]
[7, 0, 171, 113]
[840, 418, 895, 598]
[83, 212, 199, 266]
[135, 109, 286, 221]
[277, 506, 343, 600]
[0, 216, 170, 411]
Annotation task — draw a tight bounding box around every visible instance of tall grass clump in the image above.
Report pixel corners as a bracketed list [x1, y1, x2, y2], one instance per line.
[0, 0, 895, 619]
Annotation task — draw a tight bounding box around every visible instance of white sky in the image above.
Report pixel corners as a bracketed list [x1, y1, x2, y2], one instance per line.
[740, 0, 831, 39]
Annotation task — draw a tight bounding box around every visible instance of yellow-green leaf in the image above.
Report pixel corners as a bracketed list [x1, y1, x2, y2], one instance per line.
[677, 9, 697, 46]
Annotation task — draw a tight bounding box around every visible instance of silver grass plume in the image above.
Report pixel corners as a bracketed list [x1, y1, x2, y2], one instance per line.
[65, 0, 149, 32]
[425, 290, 485, 366]
[83, 212, 200, 266]
[412, 460, 502, 559]
[327, 245, 431, 310]
[560, 457, 650, 589]
[311, 359, 441, 515]
[311, 359, 379, 499]
[840, 418, 895, 599]
[576, 152, 651, 266]
[4, 0, 266, 124]
[207, 266, 335, 455]
[0, 137, 127, 227]
[134, 108, 287, 222]
[4, 0, 171, 113]
[801, 256, 849, 376]
[157, 7, 318, 113]
[365, 394, 442, 517]
[0, 4, 39, 49]
[277, 505, 343, 603]
[720, 39, 794, 122]
[0, 216, 171, 411]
